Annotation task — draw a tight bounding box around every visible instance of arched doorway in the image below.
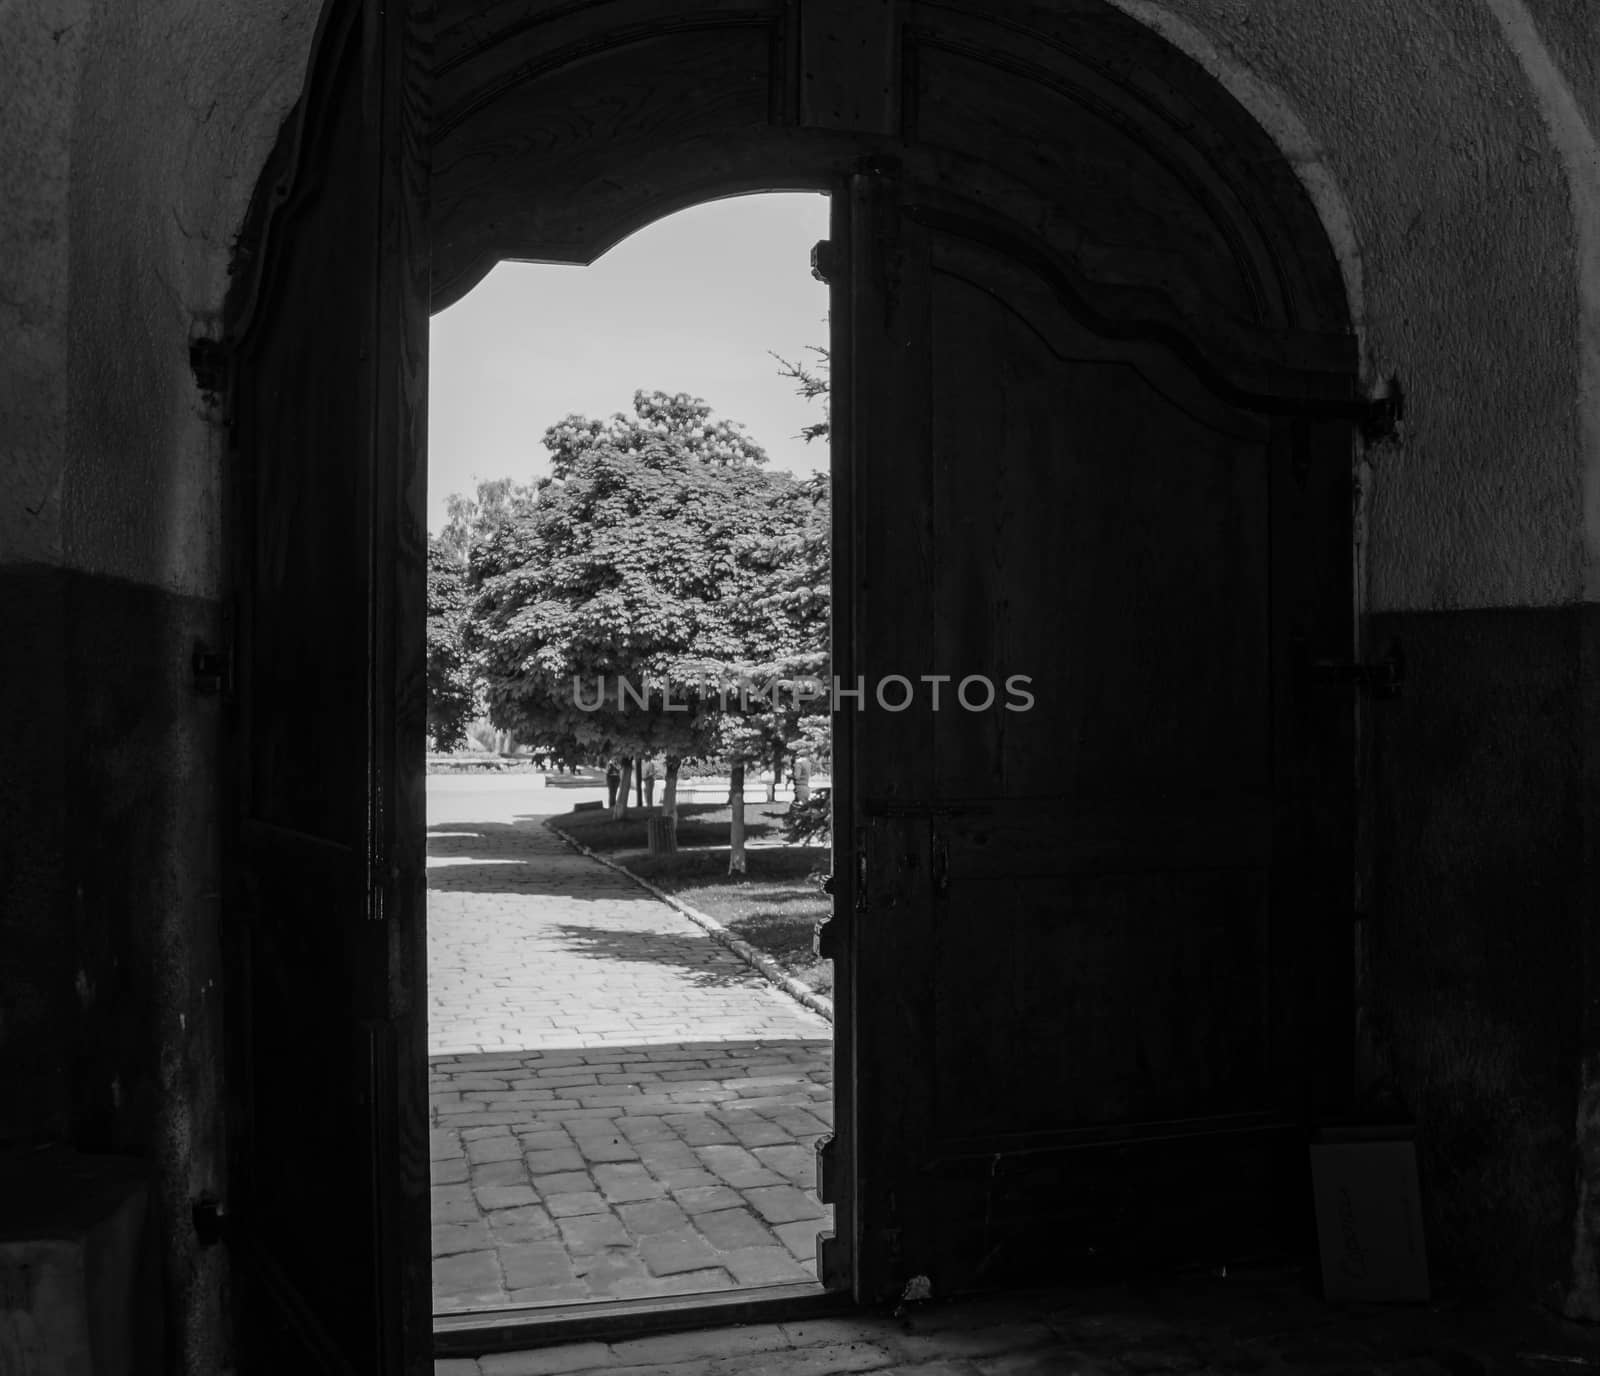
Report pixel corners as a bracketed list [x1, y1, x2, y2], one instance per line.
[220, 1, 1367, 1369]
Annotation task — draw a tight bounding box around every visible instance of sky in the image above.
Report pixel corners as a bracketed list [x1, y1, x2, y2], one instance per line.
[427, 192, 832, 534]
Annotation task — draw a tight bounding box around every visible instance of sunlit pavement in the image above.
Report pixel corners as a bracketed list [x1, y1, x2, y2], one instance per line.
[427, 775, 833, 1310]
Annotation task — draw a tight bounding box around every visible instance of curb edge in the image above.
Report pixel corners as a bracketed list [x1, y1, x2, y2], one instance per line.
[543, 817, 835, 1025]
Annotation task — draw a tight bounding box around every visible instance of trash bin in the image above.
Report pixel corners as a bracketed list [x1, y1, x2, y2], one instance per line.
[646, 815, 677, 855]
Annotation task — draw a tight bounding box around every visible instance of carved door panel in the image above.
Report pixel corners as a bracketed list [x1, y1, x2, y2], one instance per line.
[223, 1, 431, 1370]
[836, 154, 1357, 1300]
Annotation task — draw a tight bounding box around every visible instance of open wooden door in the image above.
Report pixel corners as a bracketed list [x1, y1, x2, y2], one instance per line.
[832, 150, 1362, 1302]
[221, 0, 431, 1370]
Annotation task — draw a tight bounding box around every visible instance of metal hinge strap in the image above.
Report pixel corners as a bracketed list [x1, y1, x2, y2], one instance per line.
[1306, 641, 1405, 700]
[815, 1133, 838, 1203]
[810, 239, 836, 284]
[192, 641, 233, 697]
[189, 336, 231, 398]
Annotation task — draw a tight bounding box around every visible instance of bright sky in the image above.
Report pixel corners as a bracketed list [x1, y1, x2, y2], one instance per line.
[427, 192, 832, 533]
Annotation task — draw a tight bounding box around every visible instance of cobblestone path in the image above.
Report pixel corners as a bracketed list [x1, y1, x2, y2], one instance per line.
[427, 778, 833, 1311]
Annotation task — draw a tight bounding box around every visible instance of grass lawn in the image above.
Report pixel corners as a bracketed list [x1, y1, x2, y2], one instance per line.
[555, 801, 835, 997]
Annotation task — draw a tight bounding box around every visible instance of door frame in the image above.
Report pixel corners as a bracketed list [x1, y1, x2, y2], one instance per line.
[436, 174, 867, 1362]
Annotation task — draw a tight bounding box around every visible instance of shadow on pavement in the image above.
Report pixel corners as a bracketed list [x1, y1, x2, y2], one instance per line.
[426, 815, 814, 894]
[552, 801, 787, 845]
[427, 819, 831, 991]
[537, 923, 776, 991]
[426, 821, 639, 900]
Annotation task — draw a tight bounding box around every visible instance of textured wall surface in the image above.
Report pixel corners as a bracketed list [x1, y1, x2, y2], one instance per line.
[62, 0, 321, 596]
[1110, 0, 1597, 612]
[0, 0, 87, 565]
[0, 570, 69, 1143]
[16, 0, 1591, 611]
[0, 2, 318, 1369]
[1, 0, 1598, 1366]
[1369, 607, 1591, 1304]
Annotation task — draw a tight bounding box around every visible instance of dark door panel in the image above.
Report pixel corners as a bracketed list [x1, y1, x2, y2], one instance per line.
[222, 1, 431, 1370]
[841, 158, 1356, 1300]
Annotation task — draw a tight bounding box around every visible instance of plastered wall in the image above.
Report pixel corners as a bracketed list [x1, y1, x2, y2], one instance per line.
[2, 0, 1599, 1363]
[0, 1, 320, 1368]
[1111, 0, 1600, 613]
[63, 0, 321, 594]
[1, 0, 86, 566]
[4, 0, 323, 584]
[10, 0, 1597, 609]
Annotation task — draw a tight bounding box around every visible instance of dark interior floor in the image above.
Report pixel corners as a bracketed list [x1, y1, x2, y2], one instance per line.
[435, 1268, 1600, 1375]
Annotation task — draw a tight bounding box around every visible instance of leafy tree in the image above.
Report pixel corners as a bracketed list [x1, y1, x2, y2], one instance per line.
[782, 787, 831, 844]
[438, 476, 539, 570]
[674, 469, 831, 868]
[465, 388, 832, 865]
[773, 347, 830, 445]
[426, 478, 539, 753]
[543, 389, 769, 476]
[466, 392, 774, 828]
[425, 536, 478, 751]
[763, 347, 835, 859]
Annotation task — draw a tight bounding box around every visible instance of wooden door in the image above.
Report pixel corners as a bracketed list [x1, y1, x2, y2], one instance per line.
[221, 0, 431, 1370]
[834, 153, 1359, 1301]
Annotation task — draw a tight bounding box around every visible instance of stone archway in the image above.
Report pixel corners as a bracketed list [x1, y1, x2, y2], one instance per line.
[221, 0, 1367, 1366]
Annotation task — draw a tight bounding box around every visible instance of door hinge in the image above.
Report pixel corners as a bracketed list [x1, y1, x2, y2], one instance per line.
[1359, 375, 1404, 447]
[189, 336, 230, 399]
[814, 913, 843, 961]
[192, 1196, 230, 1246]
[1304, 641, 1404, 700]
[815, 1133, 839, 1204]
[855, 831, 868, 912]
[192, 641, 233, 697]
[810, 239, 837, 285]
[817, 1230, 849, 1289]
[814, 870, 842, 957]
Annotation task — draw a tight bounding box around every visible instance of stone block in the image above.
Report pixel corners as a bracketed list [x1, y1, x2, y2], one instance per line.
[0, 1151, 159, 1376]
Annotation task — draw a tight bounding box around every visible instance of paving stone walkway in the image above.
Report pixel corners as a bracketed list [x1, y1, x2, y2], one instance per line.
[428, 779, 834, 1311]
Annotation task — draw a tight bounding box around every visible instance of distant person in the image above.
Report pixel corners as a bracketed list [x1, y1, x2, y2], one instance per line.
[793, 754, 812, 803]
[642, 755, 662, 807]
[604, 759, 621, 809]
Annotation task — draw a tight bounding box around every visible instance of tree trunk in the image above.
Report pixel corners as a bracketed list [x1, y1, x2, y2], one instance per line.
[635, 765, 645, 809]
[611, 757, 634, 820]
[662, 756, 681, 822]
[650, 756, 680, 853]
[728, 760, 747, 875]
